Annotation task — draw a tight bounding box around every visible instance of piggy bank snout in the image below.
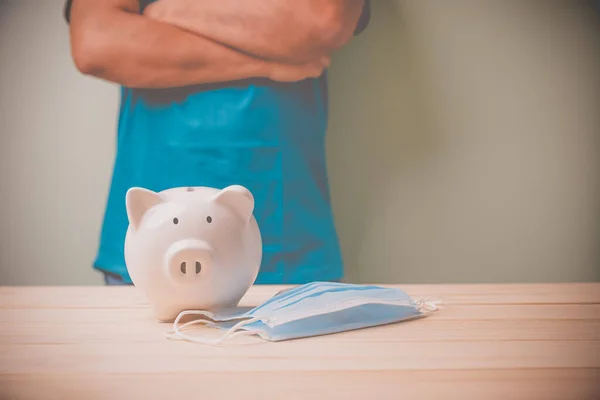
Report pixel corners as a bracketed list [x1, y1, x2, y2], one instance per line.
[165, 239, 213, 283]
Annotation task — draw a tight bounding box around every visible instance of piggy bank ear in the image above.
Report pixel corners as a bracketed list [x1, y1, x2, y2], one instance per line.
[126, 187, 164, 231]
[213, 185, 254, 223]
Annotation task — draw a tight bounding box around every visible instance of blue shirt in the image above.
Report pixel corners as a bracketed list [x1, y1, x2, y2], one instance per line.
[65, 0, 370, 284]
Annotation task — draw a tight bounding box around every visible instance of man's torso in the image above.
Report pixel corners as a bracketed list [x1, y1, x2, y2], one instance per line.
[81, 0, 372, 284]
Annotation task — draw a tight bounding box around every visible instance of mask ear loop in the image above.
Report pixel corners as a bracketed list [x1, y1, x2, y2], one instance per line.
[166, 316, 263, 345]
[165, 309, 254, 336]
[415, 297, 442, 314]
[164, 310, 217, 336]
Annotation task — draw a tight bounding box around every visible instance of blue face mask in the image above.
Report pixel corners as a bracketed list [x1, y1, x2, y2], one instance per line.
[165, 282, 439, 345]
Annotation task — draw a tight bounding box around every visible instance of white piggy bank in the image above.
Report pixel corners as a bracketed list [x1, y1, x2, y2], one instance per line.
[124, 184, 262, 322]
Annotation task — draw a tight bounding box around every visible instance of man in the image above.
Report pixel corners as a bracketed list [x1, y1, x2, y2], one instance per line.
[65, 0, 370, 285]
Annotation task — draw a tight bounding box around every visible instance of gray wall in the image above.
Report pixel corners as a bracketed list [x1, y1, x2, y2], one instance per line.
[1, 0, 599, 285]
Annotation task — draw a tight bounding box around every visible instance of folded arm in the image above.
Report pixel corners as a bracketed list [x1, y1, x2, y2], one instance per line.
[67, 0, 327, 88]
[144, 0, 366, 64]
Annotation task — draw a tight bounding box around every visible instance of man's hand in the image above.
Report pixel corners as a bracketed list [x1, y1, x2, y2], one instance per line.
[268, 56, 330, 82]
[144, 0, 365, 64]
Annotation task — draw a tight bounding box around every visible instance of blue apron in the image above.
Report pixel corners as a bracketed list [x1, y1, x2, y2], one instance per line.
[91, 1, 370, 285]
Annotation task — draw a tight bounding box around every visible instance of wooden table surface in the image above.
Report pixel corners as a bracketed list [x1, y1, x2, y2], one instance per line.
[1, 284, 599, 399]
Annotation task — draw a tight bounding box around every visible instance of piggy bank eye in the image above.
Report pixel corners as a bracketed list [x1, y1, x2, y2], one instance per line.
[173, 217, 179, 225]
[206, 216, 212, 223]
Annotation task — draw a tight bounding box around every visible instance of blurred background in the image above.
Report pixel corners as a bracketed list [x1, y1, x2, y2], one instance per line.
[1, 0, 599, 285]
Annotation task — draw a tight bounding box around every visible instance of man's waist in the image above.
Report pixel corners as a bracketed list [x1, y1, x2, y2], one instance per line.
[121, 77, 325, 111]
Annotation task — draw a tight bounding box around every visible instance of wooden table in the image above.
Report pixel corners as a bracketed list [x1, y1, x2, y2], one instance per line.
[1, 284, 599, 399]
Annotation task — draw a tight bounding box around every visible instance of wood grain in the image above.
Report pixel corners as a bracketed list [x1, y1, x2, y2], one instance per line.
[0, 284, 599, 400]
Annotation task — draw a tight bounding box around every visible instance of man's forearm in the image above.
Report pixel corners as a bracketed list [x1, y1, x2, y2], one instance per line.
[69, 0, 274, 88]
[144, 0, 365, 64]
